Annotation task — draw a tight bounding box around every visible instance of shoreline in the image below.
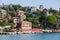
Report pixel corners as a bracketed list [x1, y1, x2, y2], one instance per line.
[0, 30, 60, 35]
[0, 32, 60, 35]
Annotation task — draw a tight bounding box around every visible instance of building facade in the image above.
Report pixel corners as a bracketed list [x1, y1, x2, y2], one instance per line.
[16, 10, 26, 22]
[21, 21, 32, 33]
[30, 7, 37, 13]
[0, 9, 7, 19]
[57, 18, 60, 27]
[39, 5, 44, 11]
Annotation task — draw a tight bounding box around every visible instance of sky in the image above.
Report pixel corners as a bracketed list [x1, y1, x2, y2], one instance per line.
[0, 0, 60, 10]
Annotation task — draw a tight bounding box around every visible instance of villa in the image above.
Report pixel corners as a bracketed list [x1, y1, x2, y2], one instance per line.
[21, 21, 32, 33]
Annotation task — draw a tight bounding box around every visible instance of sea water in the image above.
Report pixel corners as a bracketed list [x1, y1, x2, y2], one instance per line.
[0, 33, 60, 40]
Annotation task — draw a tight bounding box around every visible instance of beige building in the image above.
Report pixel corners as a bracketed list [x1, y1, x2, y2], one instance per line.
[13, 17, 18, 24]
[21, 21, 32, 29]
[13, 17, 19, 27]
[16, 10, 26, 22]
[16, 10, 32, 33]
[21, 21, 32, 33]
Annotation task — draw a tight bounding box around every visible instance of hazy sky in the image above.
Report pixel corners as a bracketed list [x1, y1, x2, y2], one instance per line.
[1, 0, 60, 10]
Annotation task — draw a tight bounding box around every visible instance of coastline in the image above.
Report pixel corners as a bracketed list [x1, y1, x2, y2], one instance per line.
[0, 29, 60, 35]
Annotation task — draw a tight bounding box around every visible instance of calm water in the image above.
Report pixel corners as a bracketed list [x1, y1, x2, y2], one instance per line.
[0, 33, 60, 40]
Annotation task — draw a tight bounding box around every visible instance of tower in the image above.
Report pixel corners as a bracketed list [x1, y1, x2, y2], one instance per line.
[17, 10, 26, 22]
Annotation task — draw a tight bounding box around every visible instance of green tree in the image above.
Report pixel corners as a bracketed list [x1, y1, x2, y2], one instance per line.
[12, 4, 21, 11]
[47, 16, 57, 29]
[0, 22, 5, 27]
[39, 16, 47, 29]
[49, 8, 58, 15]
[7, 11, 16, 16]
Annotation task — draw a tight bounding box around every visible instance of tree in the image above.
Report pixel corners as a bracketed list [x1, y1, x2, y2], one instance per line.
[39, 16, 47, 29]
[49, 8, 58, 15]
[47, 16, 57, 29]
[7, 11, 16, 17]
[33, 10, 46, 17]
[12, 4, 21, 11]
[0, 22, 5, 27]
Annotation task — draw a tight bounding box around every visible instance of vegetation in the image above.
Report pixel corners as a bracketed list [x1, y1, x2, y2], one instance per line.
[4, 28, 14, 32]
[46, 16, 57, 29]
[0, 4, 60, 30]
[0, 22, 5, 26]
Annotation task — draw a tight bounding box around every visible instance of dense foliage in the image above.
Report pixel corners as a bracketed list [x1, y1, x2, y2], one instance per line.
[0, 4, 60, 29]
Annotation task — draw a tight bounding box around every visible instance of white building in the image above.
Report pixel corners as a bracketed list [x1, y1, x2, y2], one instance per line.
[30, 7, 37, 13]
[43, 9, 53, 16]
[0, 9, 7, 19]
[46, 11, 53, 16]
[39, 5, 44, 11]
